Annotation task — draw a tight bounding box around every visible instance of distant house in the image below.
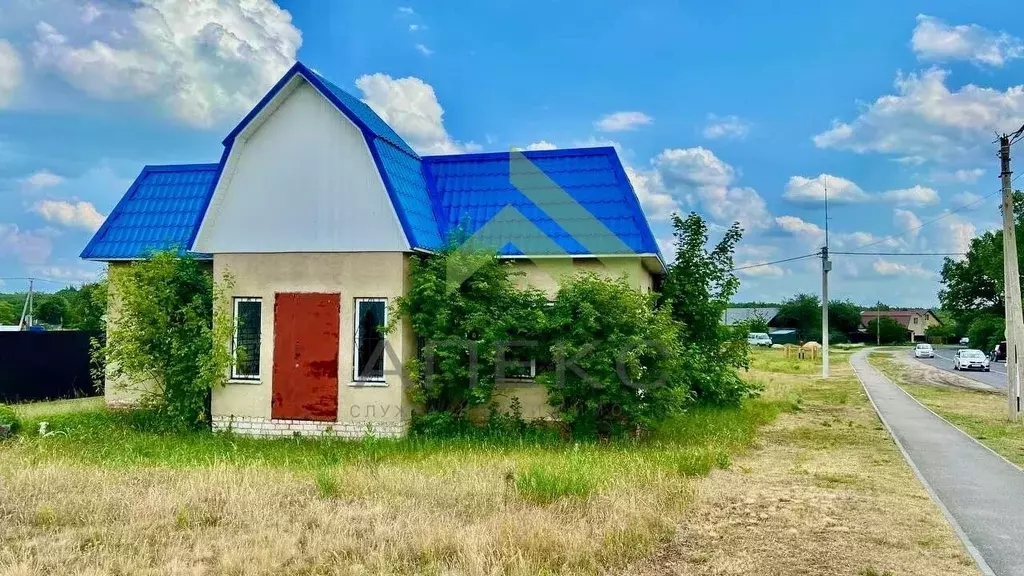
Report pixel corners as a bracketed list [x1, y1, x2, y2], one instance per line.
[721, 307, 780, 327]
[860, 309, 941, 342]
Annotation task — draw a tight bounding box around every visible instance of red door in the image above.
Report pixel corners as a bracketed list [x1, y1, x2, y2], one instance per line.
[272, 293, 339, 421]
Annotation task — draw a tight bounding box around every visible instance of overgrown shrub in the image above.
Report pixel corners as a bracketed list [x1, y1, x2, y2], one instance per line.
[98, 251, 233, 430]
[391, 242, 548, 415]
[866, 317, 910, 345]
[661, 212, 759, 405]
[539, 273, 688, 438]
[0, 404, 20, 435]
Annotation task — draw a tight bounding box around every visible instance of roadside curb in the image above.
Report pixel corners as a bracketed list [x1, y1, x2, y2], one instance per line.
[851, 349, 997, 576]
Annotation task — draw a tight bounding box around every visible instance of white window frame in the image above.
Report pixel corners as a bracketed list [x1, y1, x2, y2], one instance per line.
[499, 342, 538, 380]
[353, 297, 388, 384]
[231, 297, 262, 381]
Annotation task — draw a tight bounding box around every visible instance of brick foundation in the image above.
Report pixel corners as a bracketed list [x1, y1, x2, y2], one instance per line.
[211, 415, 407, 438]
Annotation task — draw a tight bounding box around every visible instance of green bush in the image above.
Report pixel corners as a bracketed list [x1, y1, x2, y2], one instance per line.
[539, 273, 689, 438]
[98, 251, 234, 431]
[0, 404, 21, 435]
[865, 317, 909, 345]
[392, 241, 548, 416]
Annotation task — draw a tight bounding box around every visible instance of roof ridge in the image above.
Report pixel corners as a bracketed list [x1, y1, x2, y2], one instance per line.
[423, 146, 617, 162]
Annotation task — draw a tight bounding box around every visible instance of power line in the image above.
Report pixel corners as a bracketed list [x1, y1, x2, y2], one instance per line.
[842, 174, 1020, 254]
[830, 251, 966, 256]
[0, 277, 90, 287]
[729, 251, 821, 272]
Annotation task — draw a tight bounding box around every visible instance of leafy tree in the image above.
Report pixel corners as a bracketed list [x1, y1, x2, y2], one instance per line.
[939, 191, 1024, 328]
[36, 296, 68, 326]
[866, 317, 909, 344]
[828, 300, 862, 335]
[747, 310, 770, 333]
[0, 301, 17, 325]
[925, 323, 956, 343]
[391, 242, 548, 416]
[540, 273, 687, 437]
[661, 212, 755, 404]
[97, 252, 233, 429]
[967, 315, 1005, 353]
[774, 293, 821, 340]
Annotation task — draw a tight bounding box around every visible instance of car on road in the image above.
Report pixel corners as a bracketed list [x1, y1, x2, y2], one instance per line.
[914, 343, 935, 358]
[991, 341, 1007, 362]
[959, 337, 970, 347]
[954, 348, 990, 372]
[747, 332, 772, 347]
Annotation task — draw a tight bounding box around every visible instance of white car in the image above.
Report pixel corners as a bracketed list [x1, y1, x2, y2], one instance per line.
[747, 332, 772, 347]
[954, 348, 990, 372]
[959, 337, 970, 347]
[914, 343, 935, 358]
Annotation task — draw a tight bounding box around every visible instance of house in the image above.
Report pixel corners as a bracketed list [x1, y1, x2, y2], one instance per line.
[81, 62, 663, 438]
[860, 309, 941, 342]
[721, 307, 780, 327]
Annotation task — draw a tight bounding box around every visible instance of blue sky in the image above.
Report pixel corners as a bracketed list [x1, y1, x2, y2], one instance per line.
[0, 0, 1022, 305]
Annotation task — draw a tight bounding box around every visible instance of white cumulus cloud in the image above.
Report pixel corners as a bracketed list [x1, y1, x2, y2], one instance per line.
[880, 185, 939, 206]
[33, 200, 106, 231]
[813, 68, 1024, 164]
[872, 258, 933, 278]
[22, 169, 64, 191]
[893, 208, 923, 239]
[912, 14, 1023, 67]
[702, 114, 750, 140]
[595, 111, 653, 132]
[949, 191, 986, 211]
[356, 73, 479, 155]
[783, 174, 869, 204]
[0, 40, 22, 108]
[0, 224, 52, 264]
[32, 0, 302, 127]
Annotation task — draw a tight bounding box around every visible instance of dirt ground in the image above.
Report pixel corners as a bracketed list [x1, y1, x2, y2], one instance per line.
[626, 360, 980, 576]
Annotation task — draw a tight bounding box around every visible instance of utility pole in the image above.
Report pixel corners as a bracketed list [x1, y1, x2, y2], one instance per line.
[876, 308, 881, 346]
[822, 177, 831, 379]
[999, 133, 1024, 421]
[18, 278, 33, 330]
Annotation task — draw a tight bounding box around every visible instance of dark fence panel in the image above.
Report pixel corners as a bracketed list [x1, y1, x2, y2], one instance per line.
[0, 330, 102, 403]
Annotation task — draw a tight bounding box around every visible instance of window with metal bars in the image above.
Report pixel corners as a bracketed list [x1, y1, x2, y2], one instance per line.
[354, 298, 386, 382]
[232, 298, 261, 380]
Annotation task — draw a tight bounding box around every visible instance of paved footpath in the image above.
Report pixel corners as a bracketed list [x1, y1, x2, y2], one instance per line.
[851, 350, 1024, 576]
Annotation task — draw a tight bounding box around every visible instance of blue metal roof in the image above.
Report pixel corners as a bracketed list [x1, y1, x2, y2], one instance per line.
[80, 164, 218, 260]
[423, 147, 661, 257]
[82, 63, 660, 265]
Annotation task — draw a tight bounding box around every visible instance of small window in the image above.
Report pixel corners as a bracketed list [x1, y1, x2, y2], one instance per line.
[354, 298, 387, 382]
[232, 298, 262, 380]
[498, 341, 538, 380]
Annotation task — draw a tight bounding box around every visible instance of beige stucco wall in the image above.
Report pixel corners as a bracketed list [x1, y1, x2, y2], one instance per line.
[211, 252, 414, 428]
[910, 312, 942, 339]
[510, 257, 654, 298]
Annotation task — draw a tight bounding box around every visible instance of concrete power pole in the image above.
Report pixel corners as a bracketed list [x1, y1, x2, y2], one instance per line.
[822, 178, 831, 379]
[999, 133, 1024, 421]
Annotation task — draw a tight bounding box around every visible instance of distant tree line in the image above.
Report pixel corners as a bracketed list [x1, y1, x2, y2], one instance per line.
[0, 282, 107, 331]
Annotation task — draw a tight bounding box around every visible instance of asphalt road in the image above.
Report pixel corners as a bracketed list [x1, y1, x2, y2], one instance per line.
[909, 345, 1008, 389]
[853, 350, 1024, 575]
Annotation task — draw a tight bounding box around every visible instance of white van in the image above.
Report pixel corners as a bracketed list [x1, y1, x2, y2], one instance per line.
[747, 333, 772, 347]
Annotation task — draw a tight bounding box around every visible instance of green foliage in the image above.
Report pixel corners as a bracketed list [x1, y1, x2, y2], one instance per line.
[36, 296, 67, 326]
[98, 252, 233, 430]
[865, 317, 908, 344]
[0, 301, 17, 325]
[314, 470, 340, 499]
[0, 404, 21, 435]
[661, 212, 756, 405]
[967, 314, 1005, 352]
[828, 300, 862, 334]
[746, 310, 771, 333]
[925, 322, 956, 343]
[392, 241, 548, 415]
[540, 273, 688, 437]
[774, 293, 821, 340]
[939, 190, 1024, 329]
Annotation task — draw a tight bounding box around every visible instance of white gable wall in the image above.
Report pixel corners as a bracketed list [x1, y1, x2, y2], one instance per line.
[193, 78, 410, 254]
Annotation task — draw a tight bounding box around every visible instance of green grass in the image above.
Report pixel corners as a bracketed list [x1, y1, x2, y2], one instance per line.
[749, 347, 854, 375]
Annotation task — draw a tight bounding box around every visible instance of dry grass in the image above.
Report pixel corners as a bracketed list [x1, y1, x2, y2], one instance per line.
[869, 351, 1024, 468]
[0, 353, 981, 575]
[628, 355, 980, 576]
